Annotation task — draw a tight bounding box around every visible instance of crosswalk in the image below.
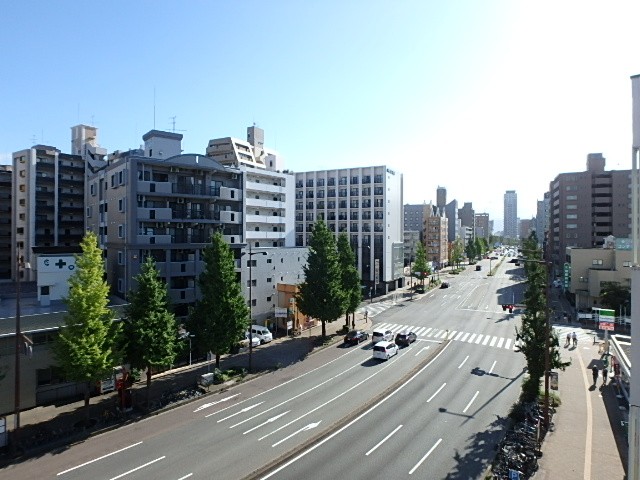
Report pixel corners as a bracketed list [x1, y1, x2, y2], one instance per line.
[358, 300, 397, 319]
[552, 325, 594, 345]
[373, 322, 520, 351]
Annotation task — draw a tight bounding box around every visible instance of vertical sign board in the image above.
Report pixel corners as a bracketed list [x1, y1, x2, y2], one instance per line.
[374, 259, 380, 287]
[597, 308, 615, 331]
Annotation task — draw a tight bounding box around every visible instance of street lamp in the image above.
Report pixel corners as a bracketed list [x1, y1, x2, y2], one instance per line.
[242, 244, 266, 373]
[13, 248, 30, 456]
[409, 247, 414, 301]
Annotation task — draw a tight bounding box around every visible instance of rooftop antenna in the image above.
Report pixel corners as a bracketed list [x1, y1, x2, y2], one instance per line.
[169, 116, 187, 133]
[30, 135, 37, 146]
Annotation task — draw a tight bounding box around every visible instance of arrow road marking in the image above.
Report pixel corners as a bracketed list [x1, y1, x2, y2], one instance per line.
[195, 394, 240, 413]
[217, 402, 264, 423]
[415, 346, 430, 357]
[243, 411, 291, 435]
[271, 421, 322, 448]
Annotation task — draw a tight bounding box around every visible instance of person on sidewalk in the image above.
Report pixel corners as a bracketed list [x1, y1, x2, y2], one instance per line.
[592, 365, 599, 386]
[602, 366, 608, 386]
[565, 333, 571, 347]
[572, 331, 578, 347]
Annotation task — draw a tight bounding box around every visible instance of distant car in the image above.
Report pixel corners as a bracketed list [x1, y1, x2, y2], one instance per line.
[395, 330, 417, 347]
[415, 285, 425, 294]
[244, 332, 261, 348]
[344, 330, 370, 345]
[372, 341, 399, 361]
[372, 328, 394, 344]
[440, 282, 450, 289]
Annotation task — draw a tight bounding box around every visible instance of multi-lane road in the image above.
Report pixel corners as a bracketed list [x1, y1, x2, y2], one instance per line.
[6, 257, 527, 480]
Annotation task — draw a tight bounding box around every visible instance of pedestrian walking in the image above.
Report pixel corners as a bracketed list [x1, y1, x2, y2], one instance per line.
[592, 365, 599, 386]
[572, 331, 578, 347]
[565, 333, 571, 347]
[602, 367, 608, 386]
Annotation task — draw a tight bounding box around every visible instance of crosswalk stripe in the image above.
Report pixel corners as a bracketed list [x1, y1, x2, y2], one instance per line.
[431, 329, 441, 338]
[490, 336, 497, 347]
[504, 338, 512, 350]
[390, 324, 404, 332]
[454, 332, 464, 341]
[475, 334, 483, 344]
[414, 327, 426, 336]
[468, 333, 477, 343]
[423, 327, 433, 336]
[460, 333, 470, 342]
[497, 337, 505, 349]
[447, 330, 456, 340]
[482, 336, 490, 346]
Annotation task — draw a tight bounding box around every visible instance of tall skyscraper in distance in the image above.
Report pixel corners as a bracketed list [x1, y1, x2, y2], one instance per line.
[503, 190, 518, 239]
[436, 186, 446, 209]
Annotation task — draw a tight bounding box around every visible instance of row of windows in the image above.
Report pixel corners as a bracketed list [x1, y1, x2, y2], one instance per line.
[296, 211, 383, 221]
[296, 199, 386, 210]
[296, 187, 385, 198]
[296, 175, 384, 188]
[296, 223, 384, 233]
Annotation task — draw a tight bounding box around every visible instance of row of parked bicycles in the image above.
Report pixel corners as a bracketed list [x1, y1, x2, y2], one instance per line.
[490, 401, 555, 479]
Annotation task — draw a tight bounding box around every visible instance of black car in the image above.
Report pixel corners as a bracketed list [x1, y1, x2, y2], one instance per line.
[344, 330, 370, 345]
[440, 282, 450, 288]
[395, 330, 417, 347]
[415, 285, 425, 294]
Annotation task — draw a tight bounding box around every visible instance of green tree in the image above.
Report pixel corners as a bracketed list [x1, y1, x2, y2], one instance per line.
[599, 282, 631, 313]
[480, 237, 489, 255]
[337, 235, 362, 329]
[189, 232, 249, 368]
[54, 232, 121, 424]
[474, 237, 483, 259]
[124, 257, 178, 409]
[297, 220, 345, 339]
[515, 235, 569, 400]
[450, 240, 464, 268]
[411, 242, 430, 287]
[465, 240, 476, 263]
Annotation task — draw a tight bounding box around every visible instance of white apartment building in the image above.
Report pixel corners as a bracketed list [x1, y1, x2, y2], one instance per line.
[206, 126, 295, 248]
[504, 190, 518, 239]
[294, 166, 404, 296]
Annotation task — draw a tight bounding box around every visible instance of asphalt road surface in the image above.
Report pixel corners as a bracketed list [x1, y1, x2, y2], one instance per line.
[4, 256, 526, 480]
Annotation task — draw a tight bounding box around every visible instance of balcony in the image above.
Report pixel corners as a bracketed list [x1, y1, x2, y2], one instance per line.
[246, 214, 284, 224]
[219, 186, 242, 202]
[168, 288, 196, 304]
[220, 210, 241, 224]
[246, 181, 285, 194]
[245, 231, 285, 240]
[136, 234, 172, 245]
[246, 197, 283, 209]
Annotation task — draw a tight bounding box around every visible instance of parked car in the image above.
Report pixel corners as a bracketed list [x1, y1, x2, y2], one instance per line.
[372, 341, 399, 361]
[395, 330, 417, 347]
[248, 325, 273, 344]
[372, 328, 393, 344]
[415, 285, 426, 294]
[440, 282, 450, 289]
[344, 330, 370, 345]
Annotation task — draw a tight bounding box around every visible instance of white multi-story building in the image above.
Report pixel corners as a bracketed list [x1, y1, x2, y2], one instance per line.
[294, 166, 404, 296]
[206, 125, 294, 248]
[504, 190, 518, 239]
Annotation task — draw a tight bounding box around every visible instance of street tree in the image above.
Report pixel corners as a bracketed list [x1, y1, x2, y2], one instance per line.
[474, 237, 483, 259]
[515, 235, 569, 400]
[188, 231, 249, 368]
[296, 220, 345, 339]
[465, 240, 476, 263]
[450, 240, 464, 268]
[124, 256, 178, 409]
[411, 242, 430, 287]
[54, 231, 121, 424]
[599, 282, 631, 314]
[337, 234, 362, 329]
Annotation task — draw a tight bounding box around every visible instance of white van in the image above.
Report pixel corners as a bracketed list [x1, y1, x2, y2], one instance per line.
[371, 328, 393, 344]
[249, 325, 273, 344]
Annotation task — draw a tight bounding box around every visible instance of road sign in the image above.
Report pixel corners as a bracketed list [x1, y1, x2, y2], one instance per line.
[274, 307, 287, 318]
[550, 371, 559, 390]
[596, 308, 615, 331]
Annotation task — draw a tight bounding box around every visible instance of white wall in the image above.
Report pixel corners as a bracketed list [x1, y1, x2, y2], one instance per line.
[37, 254, 77, 304]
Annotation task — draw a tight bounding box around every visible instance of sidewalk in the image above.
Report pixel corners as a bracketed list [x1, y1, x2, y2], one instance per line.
[535, 291, 628, 479]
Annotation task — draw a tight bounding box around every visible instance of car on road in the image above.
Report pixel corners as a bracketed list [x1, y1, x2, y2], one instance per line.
[372, 328, 393, 344]
[372, 341, 399, 360]
[440, 282, 450, 289]
[414, 284, 425, 294]
[395, 330, 417, 347]
[249, 325, 273, 344]
[344, 330, 370, 345]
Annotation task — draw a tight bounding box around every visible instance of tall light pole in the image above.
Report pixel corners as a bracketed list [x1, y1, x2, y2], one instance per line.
[243, 244, 266, 373]
[13, 248, 28, 456]
[409, 247, 414, 300]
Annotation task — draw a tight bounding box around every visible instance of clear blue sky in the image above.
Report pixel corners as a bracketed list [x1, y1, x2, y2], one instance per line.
[1, 1, 638, 227]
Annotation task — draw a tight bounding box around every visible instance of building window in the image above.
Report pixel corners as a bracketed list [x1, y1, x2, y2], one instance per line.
[118, 278, 124, 293]
[566, 195, 577, 200]
[566, 204, 577, 210]
[566, 224, 577, 229]
[118, 225, 124, 238]
[267, 277, 272, 283]
[623, 261, 632, 267]
[118, 170, 124, 185]
[267, 258, 272, 263]
[592, 259, 603, 266]
[86, 206, 92, 217]
[90, 183, 96, 196]
[111, 174, 116, 188]
[119, 199, 124, 212]
[566, 214, 577, 219]
[118, 251, 124, 265]
[19, 184, 26, 192]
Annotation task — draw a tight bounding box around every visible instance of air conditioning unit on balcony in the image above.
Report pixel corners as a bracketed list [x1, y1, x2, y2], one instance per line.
[177, 198, 184, 203]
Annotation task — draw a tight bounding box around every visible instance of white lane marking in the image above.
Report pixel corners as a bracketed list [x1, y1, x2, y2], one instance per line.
[423, 327, 433, 336]
[426, 383, 446, 403]
[468, 333, 477, 343]
[365, 424, 403, 456]
[458, 355, 469, 369]
[271, 421, 321, 448]
[409, 438, 443, 475]
[415, 346, 430, 357]
[259, 342, 452, 479]
[482, 335, 490, 346]
[463, 391, 480, 413]
[489, 336, 498, 347]
[108, 456, 165, 480]
[475, 334, 484, 344]
[226, 358, 363, 425]
[460, 333, 470, 342]
[503, 338, 512, 350]
[258, 348, 408, 441]
[496, 337, 505, 349]
[205, 342, 360, 417]
[217, 402, 264, 423]
[193, 394, 240, 412]
[243, 411, 290, 435]
[488, 361, 497, 375]
[176, 475, 193, 480]
[57, 442, 144, 476]
[454, 332, 464, 341]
